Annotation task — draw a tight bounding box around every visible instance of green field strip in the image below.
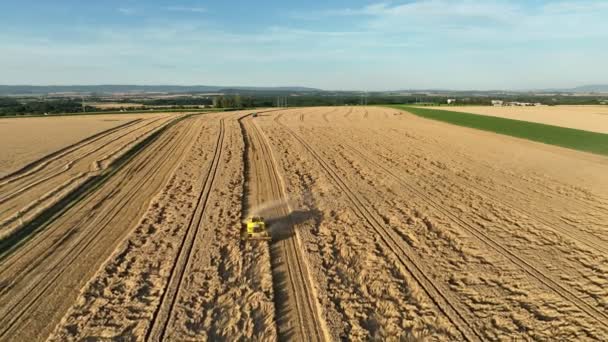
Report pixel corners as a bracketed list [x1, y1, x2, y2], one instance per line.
[387, 105, 608, 156]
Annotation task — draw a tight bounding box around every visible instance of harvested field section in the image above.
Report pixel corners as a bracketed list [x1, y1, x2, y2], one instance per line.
[152, 113, 277, 341]
[257, 106, 608, 340]
[0, 113, 170, 176]
[258, 111, 464, 340]
[51, 111, 279, 341]
[0, 115, 178, 247]
[50, 114, 219, 340]
[0, 114, 202, 341]
[1, 106, 606, 340]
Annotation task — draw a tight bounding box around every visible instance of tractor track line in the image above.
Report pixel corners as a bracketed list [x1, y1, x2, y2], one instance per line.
[145, 118, 226, 341]
[0, 115, 191, 263]
[322, 109, 339, 123]
[0, 117, 195, 292]
[323, 130, 608, 328]
[0, 115, 189, 263]
[275, 115, 482, 342]
[439, 168, 608, 255]
[242, 116, 327, 342]
[0, 118, 143, 184]
[391, 108, 608, 214]
[0, 127, 189, 298]
[331, 125, 608, 257]
[365, 119, 608, 234]
[344, 107, 353, 118]
[0, 117, 199, 339]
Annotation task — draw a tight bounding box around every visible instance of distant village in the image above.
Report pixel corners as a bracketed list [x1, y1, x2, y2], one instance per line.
[446, 99, 544, 106]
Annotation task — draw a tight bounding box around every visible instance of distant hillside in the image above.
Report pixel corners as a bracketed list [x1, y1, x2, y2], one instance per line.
[0, 85, 321, 95]
[569, 85, 608, 93]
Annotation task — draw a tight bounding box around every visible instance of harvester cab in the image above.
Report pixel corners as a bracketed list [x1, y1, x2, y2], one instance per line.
[241, 216, 271, 241]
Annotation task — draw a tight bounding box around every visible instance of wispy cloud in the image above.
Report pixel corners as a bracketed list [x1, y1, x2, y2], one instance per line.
[164, 6, 206, 13]
[117, 7, 135, 15]
[2, 1, 608, 89]
[292, 0, 608, 41]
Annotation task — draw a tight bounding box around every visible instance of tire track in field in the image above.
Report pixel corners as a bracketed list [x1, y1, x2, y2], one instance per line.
[275, 115, 482, 342]
[357, 117, 608, 248]
[146, 118, 226, 341]
[0, 116, 167, 201]
[0, 118, 183, 262]
[330, 122, 608, 256]
[0, 117, 200, 340]
[390, 107, 608, 214]
[343, 107, 353, 118]
[322, 108, 339, 123]
[0, 117, 175, 241]
[241, 115, 328, 342]
[325, 132, 608, 328]
[0, 118, 143, 184]
[437, 166, 608, 255]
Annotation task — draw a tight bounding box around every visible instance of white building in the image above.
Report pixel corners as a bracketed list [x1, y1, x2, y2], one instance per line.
[447, 99, 456, 104]
[491, 100, 504, 106]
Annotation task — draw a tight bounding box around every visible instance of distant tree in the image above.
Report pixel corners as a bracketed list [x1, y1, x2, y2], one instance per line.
[234, 94, 242, 108]
[213, 96, 223, 108]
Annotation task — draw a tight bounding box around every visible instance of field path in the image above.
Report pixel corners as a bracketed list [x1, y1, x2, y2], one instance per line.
[241, 115, 329, 341]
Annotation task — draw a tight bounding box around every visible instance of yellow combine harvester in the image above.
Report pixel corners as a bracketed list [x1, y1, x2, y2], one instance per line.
[241, 216, 271, 241]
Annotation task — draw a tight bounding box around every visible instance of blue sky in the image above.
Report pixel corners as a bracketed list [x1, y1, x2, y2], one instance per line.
[1, 0, 607, 90]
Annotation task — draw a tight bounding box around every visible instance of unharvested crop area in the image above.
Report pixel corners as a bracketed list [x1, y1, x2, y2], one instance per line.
[1, 107, 607, 341]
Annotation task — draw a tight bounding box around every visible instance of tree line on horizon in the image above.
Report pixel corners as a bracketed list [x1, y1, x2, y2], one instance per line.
[0, 94, 605, 116]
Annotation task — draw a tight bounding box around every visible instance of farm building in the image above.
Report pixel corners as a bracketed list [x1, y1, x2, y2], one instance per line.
[447, 99, 456, 104]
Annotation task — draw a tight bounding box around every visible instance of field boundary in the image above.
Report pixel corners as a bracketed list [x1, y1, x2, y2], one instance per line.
[387, 105, 608, 156]
[0, 108, 255, 119]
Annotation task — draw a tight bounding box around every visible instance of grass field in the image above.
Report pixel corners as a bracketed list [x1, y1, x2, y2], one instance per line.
[390, 105, 608, 156]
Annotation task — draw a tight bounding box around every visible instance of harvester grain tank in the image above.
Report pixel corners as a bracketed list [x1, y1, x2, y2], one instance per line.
[241, 216, 271, 241]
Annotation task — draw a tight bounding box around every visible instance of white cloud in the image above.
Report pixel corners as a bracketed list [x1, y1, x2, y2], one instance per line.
[3, 1, 608, 88]
[296, 0, 608, 42]
[117, 7, 135, 15]
[164, 6, 206, 13]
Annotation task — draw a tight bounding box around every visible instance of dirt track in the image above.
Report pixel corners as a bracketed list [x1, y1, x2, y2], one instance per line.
[1, 107, 607, 341]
